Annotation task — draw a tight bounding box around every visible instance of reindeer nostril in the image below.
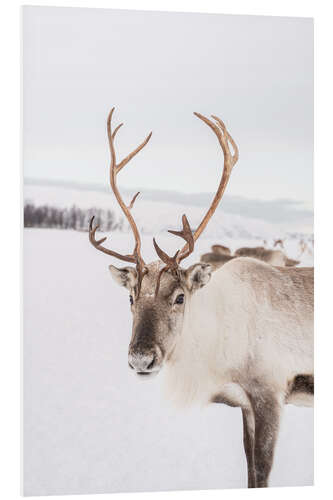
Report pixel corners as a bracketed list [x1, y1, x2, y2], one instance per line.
[128, 361, 134, 370]
[147, 356, 155, 371]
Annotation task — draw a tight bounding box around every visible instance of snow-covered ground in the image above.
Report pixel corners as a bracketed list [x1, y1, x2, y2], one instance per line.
[23, 228, 313, 496]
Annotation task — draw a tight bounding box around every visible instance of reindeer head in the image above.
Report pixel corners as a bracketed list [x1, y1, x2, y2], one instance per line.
[109, 260, 213, 377]
[89, 108, 238, 377]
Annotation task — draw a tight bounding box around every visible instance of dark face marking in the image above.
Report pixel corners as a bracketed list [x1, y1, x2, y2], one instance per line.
[127, 265, 188, 376]
[109, 261, 213, 377]
[130, 307, 161, 353]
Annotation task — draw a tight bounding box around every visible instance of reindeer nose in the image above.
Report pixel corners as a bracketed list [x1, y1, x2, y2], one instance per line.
[128, 350, 156, 373]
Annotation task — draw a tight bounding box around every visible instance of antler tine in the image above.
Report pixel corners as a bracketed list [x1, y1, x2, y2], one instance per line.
[153, 238, 180, 296]
[153, 238, 180, 270]
[211, 115, 239, 166]
[168, 214, 194, 262]
[152, 214, 193, 295]
[128, 191, 140, 210]
[116, 132, 152, 174]
[112, 123, 123, 139]
[108, 107, 153, 175]
[89, 216, 135, 263]
[152, 213, 193, 271]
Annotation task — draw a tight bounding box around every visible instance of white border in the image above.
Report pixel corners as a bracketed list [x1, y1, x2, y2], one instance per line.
[1, 1, 332, 499]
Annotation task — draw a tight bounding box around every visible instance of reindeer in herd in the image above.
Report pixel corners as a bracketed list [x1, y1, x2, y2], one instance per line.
[201, 244, 300, 269]
[89, 108, 314, 488]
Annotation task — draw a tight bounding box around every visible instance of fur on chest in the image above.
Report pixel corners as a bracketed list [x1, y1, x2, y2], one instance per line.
[211, 383, 251, 408]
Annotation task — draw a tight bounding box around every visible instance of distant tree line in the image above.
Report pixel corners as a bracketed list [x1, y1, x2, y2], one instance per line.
[24, 202, 124, 232]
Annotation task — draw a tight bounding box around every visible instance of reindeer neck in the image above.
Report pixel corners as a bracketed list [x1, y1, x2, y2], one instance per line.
[162, 275, 228, 407]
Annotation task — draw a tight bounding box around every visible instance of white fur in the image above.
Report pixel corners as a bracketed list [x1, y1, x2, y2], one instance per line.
[163, 257, 313, 408]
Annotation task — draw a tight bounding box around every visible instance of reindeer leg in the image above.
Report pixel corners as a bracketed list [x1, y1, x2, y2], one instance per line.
[242, 407, 256, 488]
[249, 391, 283, 488]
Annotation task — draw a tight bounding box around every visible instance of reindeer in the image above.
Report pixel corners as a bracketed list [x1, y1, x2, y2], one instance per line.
[200, 251, 235, 269]
[201, 245, 299, 269]
[89, 108, 314, 488]
[234, 246, 300, 267]
[200, 244, 234, 270]
[211, 244, 231, 255]
[298, 238, 313, 258]
[273, 238, 285, 250]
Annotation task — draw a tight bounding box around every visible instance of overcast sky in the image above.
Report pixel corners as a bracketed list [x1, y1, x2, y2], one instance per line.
[23, 7, 313, 208]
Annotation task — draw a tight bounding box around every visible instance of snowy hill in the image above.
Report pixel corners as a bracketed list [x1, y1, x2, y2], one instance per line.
[24, 182, 313, 244]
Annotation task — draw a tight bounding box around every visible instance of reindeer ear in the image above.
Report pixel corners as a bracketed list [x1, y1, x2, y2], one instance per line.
[109, 265, 138, 290]
[185, 263, 212, 291]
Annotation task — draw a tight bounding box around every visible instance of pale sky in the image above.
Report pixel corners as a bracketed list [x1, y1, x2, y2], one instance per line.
[23, 7, 313, 208]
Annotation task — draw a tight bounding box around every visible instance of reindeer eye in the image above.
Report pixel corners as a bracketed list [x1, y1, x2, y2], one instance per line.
[175, 294, 184, 305]
[129, 295, 134, 305]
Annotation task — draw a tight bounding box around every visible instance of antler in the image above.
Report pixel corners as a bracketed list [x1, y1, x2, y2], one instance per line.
[153, 112, 238, 291]
[273, 238, 285, 249]
[153, 215, 194, 295]
[89, 107, 152, 292]
[179, 112, 238, 256]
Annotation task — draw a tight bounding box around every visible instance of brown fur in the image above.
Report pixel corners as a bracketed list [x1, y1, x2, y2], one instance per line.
[211, 244, 231, 255]
[235, 246, 300, 267]
[200, 252, 235, 269]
